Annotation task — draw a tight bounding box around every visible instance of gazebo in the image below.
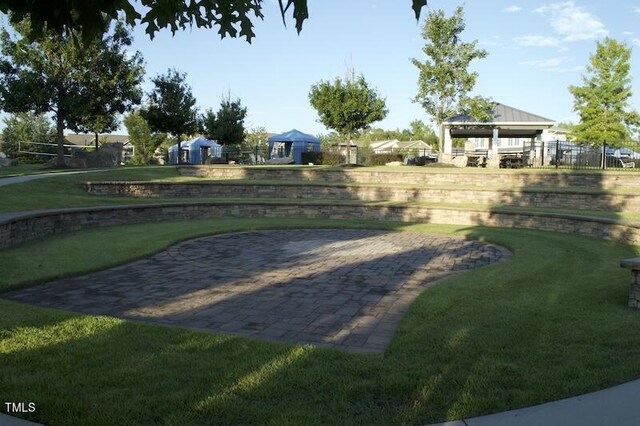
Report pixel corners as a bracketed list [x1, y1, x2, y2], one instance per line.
[441, 103, 555, 160]
[267, 129, 321, 165]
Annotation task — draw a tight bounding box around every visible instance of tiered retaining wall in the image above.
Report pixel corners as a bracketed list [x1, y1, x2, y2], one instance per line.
[3, 167, 640, 251]
[179, 166, 640, 190]
[85, 181, 640, 212]
[1, 202, 639, 251]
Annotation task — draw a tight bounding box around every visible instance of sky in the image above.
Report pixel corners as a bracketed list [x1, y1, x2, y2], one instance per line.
[5, 1, 640, 136]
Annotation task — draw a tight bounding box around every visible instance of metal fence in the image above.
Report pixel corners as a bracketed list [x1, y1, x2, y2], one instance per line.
[455, 140, 640, 170]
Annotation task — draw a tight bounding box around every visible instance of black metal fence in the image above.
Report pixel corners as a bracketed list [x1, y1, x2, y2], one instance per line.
[189, 140, 640, 171]
[457, 140, 640, 170]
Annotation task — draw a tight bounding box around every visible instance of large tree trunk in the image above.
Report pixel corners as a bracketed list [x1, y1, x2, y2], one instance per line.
[56, 113, 65, 168]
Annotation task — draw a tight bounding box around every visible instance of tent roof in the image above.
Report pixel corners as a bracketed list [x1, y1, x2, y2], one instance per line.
[170, 137, 219, 150]
[268, 129, 320, 144]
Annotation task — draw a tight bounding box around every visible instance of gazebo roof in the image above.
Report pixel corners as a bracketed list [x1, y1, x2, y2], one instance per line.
[444, 103, 554, 125]
[443, 103, 555, 138]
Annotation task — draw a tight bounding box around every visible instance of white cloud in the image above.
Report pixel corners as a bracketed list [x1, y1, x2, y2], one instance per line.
[633, 38, 640, 48]
[519, 57, 583, 72]
[633, 7, 640, 14]
[623, 31, 635, 36]
[535, 1, 608, 42]
[503, 5, 522, 13]
[514, 35, 560, 47]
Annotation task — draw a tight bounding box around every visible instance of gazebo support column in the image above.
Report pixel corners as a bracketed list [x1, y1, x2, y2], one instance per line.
[486, 128, 500, 168]
[440, 126, 453, 164]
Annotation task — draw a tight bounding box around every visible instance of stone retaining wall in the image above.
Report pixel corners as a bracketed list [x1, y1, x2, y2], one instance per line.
[179, 166, 640, 190]
[85, 181, 640, 212]
[2, 202, 639, 251]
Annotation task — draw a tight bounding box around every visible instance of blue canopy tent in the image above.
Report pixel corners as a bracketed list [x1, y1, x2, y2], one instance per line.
[168, 137, 222, 165]
[267, 129, 321, 165]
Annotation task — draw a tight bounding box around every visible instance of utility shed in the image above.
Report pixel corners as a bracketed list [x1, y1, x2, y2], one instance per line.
[168, 137, 222, 165]
[267, 129, 321, 165]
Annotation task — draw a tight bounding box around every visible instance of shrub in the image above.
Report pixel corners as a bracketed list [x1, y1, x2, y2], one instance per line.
[366, 153, 403, 166]
[301, 151, 342, 165]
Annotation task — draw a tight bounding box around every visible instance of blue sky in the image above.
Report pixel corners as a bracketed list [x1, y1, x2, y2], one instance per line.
[6, 1, 640, 136]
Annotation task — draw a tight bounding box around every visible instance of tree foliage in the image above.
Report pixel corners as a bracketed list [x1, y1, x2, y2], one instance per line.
[0, 19, 143, 166]
[140, 69, 199, 163]
[123, 111, 168, 165]
[411, 6, 492, 151]
[202, 97, 248, 146]
[71, 23, 145, 149]
[409, 119, 438, 146]
[1, 112, 56, 160]
[0, 1, 428, 43]
[309, 74, 388, 142]
[569, 38, 640, 146]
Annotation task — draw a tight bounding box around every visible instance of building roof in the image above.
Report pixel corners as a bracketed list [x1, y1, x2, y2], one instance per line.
[444, 103, 554, 124]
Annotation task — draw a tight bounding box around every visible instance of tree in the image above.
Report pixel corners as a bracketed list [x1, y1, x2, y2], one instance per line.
[309, 74, 388, 148]
[123, 111, 168, 165]
[0, 1, 428, 43]
[140, 69, 199, 164]
[569, 38, 640, 146]
[411, 6, 492, 152]
[71, 23, 145, 150]
[202, 97, 248, 146]
[244, 126, 268, 162]
[409, 119, 439, 146]
[0, 19, 143, 167]
[1, 112, 56, 160]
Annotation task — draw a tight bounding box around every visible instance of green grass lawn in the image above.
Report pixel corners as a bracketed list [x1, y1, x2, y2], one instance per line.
[1, 218, 639, 425]
[0, 163, 52, 178]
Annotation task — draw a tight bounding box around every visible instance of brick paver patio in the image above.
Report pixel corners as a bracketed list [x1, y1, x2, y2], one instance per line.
[2, 230, 510, 353]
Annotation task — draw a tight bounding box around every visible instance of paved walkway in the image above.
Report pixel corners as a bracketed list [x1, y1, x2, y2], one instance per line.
[0, 169, 109, 187]
[430, 379, 640, 426]
[1, 229, 508, 353]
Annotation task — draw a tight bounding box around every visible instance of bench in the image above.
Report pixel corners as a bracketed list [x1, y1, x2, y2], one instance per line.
[619, 158, 636, 168]
[620, 257, 640, 309]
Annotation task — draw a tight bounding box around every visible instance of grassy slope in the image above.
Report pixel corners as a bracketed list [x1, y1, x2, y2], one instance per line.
[1, 218, 639, 425]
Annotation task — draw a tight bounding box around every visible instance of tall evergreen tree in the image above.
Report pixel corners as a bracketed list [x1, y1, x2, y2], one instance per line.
[411, 6, 492, 152]
[569, 38, 640, 146]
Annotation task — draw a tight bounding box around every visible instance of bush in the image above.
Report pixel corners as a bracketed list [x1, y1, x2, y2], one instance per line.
[366, 153, 403, 166]
[301, 151, 342, 165]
